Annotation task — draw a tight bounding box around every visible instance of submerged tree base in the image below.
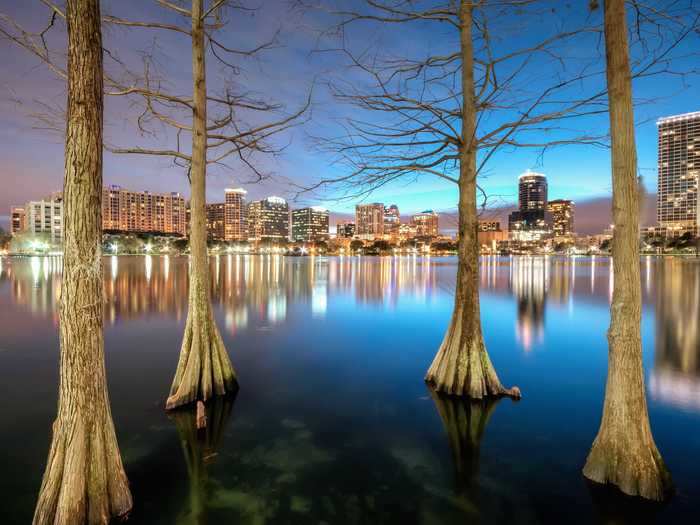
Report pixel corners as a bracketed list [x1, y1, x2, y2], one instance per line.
[33, 416, 132, 525]
[583, 433, 673, 501]
[166, 304, 237, 410]
[426, 313, 520, 399]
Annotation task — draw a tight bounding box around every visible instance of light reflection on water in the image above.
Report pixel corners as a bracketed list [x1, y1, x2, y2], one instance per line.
[2, 255, 700, 407]
[0, 255, 699, 524]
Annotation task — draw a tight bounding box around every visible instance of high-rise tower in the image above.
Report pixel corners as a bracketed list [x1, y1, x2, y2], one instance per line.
[518, 170, 548, 211]
[355, 203, 385, 238]
[247, 196, 289, 241]
[291, 207, 329, 242]
[657, 111, 700, 235]
[224, 188, 247, 241]
[547, 199, 575, 237]
[508, 171, 550, 241]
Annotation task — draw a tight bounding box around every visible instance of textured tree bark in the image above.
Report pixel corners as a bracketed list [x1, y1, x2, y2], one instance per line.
[166, 0, 237, 410]
[425, 0, 519, 399]
[32, 1, 133, 523]
[583, 0, 672, 501]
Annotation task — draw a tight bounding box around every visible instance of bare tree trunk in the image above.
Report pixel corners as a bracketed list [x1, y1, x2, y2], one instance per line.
[166, 0, 237, 410]
[583, 0, 672, 501]
[426, 0, 519, 399]
[33, 1, 133, 522]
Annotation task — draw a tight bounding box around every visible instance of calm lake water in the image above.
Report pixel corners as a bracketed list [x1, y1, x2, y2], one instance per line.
[1, 255, 699, 524]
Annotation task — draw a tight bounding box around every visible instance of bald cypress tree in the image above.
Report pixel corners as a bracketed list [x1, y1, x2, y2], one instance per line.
[32, 0, 132, 522]
[583, 0, 672, 501]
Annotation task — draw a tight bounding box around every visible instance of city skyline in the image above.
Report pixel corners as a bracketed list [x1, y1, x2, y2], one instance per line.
[0, 2, 698, 520]
[6, 168, 661, 239]
[0, 125, 684, 235]
[0, 158, 682, 235]
[1, 2, 698, 231]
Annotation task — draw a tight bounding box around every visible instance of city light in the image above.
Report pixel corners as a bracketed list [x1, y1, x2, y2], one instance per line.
[29, 240, 48, 252]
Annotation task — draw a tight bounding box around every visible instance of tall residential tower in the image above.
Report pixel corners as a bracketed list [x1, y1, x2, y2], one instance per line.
[224, 188, 247, 241]
[355, 203, 385, 238]
[657, 111, 700, 235]
[102, 185, 186, 236]
[25, 196, 64, 244]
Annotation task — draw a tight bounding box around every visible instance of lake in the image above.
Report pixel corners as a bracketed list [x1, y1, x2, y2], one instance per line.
[1, 254, 699, 524]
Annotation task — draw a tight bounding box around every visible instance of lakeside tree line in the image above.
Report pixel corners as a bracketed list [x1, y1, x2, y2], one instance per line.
[1, 1, 699, 523]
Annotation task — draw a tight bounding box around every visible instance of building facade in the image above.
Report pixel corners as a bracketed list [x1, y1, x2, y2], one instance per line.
[383, 204, 401, 238]
[291, 207, 329, 242]
[10, 206, 26, 235]
[518, 170, 548, 211]
[336, 222, 355, 238]
[206, 203, 226, 241]
[657, 111, 700, 235]
[478, 220, 501, 232]
[398, 223, 417, 240]
[411, 210, 439, 237]
[247, 196, 289, 241]
[355, 203, 385, 238]
[224, 188, 247, 241]
[508, 171, 550, 241]
[25, 196, 64, 243]
[102, 185, 186, 236]
[547, 199, 575, 237]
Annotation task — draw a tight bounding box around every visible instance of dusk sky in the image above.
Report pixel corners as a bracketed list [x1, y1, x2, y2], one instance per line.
[1, 0, 698, 230]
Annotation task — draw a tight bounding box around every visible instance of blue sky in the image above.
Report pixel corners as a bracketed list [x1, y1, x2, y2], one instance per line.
[0, 0, 698, 227]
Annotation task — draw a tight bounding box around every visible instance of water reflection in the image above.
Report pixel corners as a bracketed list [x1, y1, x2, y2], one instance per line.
[650, 259, 700, 411]
[429, 388, 501, 495]
[5, 255, 441, 329]
[511, 258, 548, 351]
[3, 255, 700, 410]
[2, 255, 700, 523]
[168, 396, 236, 524]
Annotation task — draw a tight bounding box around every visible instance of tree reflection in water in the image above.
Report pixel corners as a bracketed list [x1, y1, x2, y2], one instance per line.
[429, 388, 500, 496]
[168, 395, 236, 524]
[586, 478, 664, 525]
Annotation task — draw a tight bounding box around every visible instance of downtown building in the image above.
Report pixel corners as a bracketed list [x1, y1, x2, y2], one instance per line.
[224, 188, 247, 241]
[291, 206, 329, 242]
[22, 194, 64, 244]
[336, 221, 355, 238]
[203, 188, 248, 241]
[102, 185, 186, 236]
[205, 203, 226, 241]
[478, 220, 507, 249]
[508, 171, 551, 241]
[383, 204, 401, 238]
[11, 206, 26, 235]
[657, 111, 700, 236]
[547, 199, 575, 237]
[355, 203, 385, 239]
[247, 196, 290, 242]
[411, 210, 439, 238]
